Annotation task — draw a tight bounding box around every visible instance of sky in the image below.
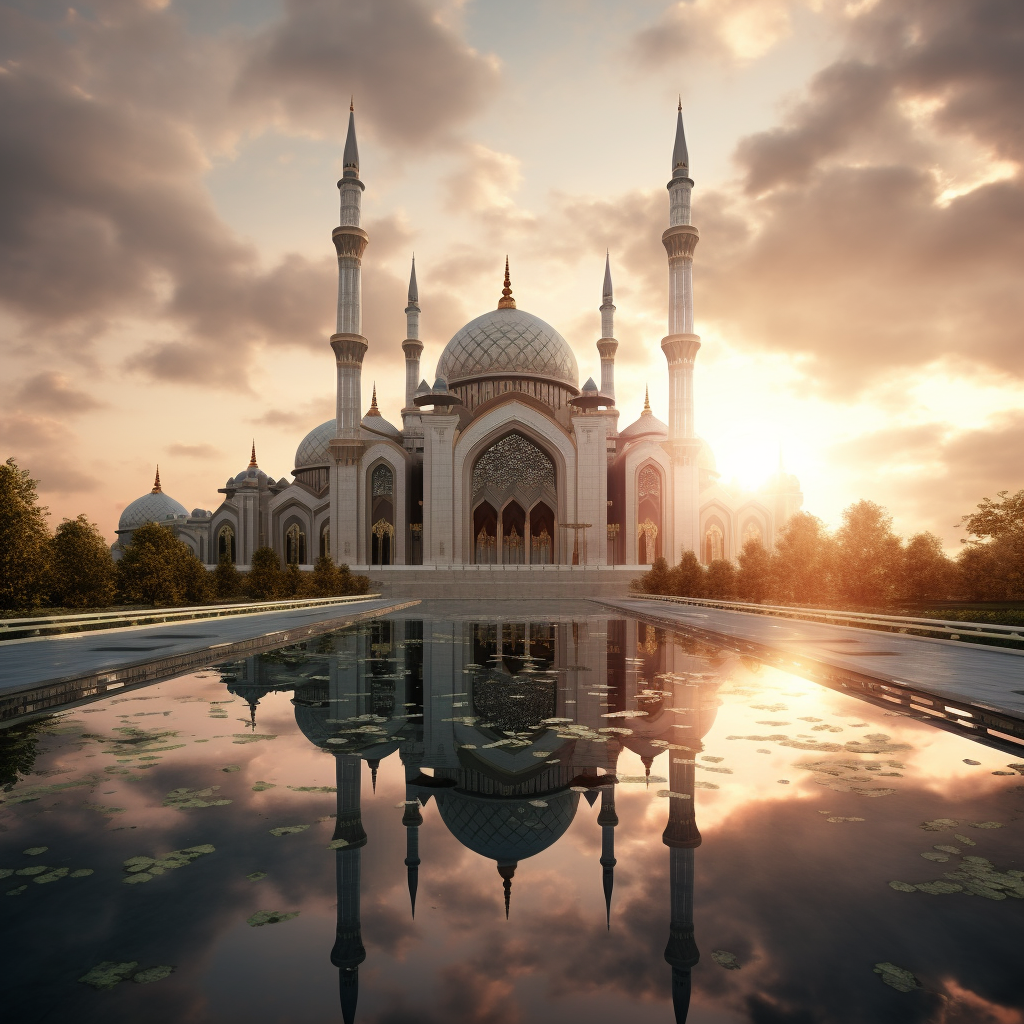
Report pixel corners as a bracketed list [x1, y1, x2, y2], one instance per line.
[2, 0, 1022, 548]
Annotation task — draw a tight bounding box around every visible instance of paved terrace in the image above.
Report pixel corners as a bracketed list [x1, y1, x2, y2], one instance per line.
[0, 597, 417, 723]
[597, 596, 1024, 752]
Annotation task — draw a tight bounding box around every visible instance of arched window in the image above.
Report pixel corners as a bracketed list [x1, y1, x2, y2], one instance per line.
[285, 523, 307, 565]
[636, 464, 663, 564]
[742, 520, 763, 550]
[704, 523, 724, 564]
[320, 522, 330, 560]
[370, 463, 396, 565]
[217, 524, 236, 563]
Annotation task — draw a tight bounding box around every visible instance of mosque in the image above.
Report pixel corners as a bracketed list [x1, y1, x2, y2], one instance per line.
[113, 107, 801, 570]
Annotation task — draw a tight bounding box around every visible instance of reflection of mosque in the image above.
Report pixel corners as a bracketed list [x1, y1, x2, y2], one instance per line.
[222, 617, 726, 1023]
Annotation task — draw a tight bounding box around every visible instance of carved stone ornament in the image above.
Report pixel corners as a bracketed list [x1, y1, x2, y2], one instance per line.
[332, 225, 369, 260]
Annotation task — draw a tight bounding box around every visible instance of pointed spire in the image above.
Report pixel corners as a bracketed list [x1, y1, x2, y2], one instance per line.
[672, 102, 689, 179]
[497, 256, 516, 309]
[602, 250, 613, 305]
[343, 102, 360, 179]
[371, 384, 378, 410]
[497, 862, 516, 919]
[151, 466, 162, 493]
[643, 386, 652, 414]
[249, 441, 257, 468]
[407, 255, 418, 305]
[368, 758, 379, 792]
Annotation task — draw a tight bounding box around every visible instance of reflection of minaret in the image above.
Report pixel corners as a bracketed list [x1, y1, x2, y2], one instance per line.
[402, 768, 422, 918]
[498, 860, 516, 919]
[663, 747, 701, 1024]
[597, 786, 618, 928]
[331, 755, 367, 1024]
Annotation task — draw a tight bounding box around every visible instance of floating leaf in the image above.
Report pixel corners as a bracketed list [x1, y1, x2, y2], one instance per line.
[287, 786, 336, 793]
[953, 834, 976, 847]
[269, 825, 310, 837]
[919, 818, 959, 832]
[133, 966, 174, 984]
[70, 869, 93, 877]
[695, 781, 719, 790]
[163, 787, 231, 810]
[968, 822, 1003, 830]
[35, 867, 70, 884]
[79, 962, 139, 990]
[934, 845, 960, 855]
[826, 816, 864, 823]
[617, 776, 666, 785]
[528, 800, 548, 808]
[656, 790, 691, 800]
[873, 963, 920, 992]
[915, 881, 962, 894]
[246, 871, 267, 882]
[963, 759, 981, 766]
[251, 782, 276, 792]
[921, 852, 949, 862]
[221, 765, 241, 773]
[22, 847, 47, 856]
[6, 885, 27, 896]
[16, 866, 47, 876]
[710, 950, 740, 970]
[888, 881, 917, 892]
[247, 910, 300, 927]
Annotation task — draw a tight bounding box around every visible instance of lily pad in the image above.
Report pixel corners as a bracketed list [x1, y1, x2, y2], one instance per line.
[915, 881, 962, 894]
[657, 790, 691, 800]
[921, 852, 949, 863]
[953, 834, 976, 847]
[79, 961, 139, 990]
[23, 847, 48, 856]
[247, 871, 267, 881]
[16, 866, 48, 876]
[133, 965, 175, 984]
[287, 786, 336, 793]
[7, 885, 27, 895]
[251, 781, 276, 792]
[247, 910, 300, 927]
[873, 962, 920, 992]
[326, 839, 349, 850]
[35, 867, 70, 884]
[919, 818, 959, 832]
[163, 787, 231, 810]
[962, 759, 980, 765]
[269, 825, 310, 837]
[710, 949, 740, 970]
[889, 881, 917, 892]
[70, 869, 94, 878]
[968, 822, 1003, 829]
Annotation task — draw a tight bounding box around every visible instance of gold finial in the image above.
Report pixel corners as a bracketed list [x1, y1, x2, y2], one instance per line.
[350, 96, 354, 112]
[498, 256, 516, 309]
[249, 440, 257, 467]
[643, 386, 651, 413]
[152, 466, 162, 493]
[678, 95, 682, 112]
[370, 383, 379, 411]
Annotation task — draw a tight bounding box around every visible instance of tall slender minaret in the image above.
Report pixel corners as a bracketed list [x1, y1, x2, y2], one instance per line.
[329, 103, 370, 564]
[597, 785, 618, 928]
[402, 257, 423, 415]
[662, 101, 702, 558]
[402, 768, 422, 918]
[597, 253, 617, 403]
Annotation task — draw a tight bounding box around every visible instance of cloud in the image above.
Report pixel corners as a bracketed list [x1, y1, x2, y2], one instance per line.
[166, 442, 220, 459]
[0, 412, 100, 494]
[235, 0, 500, 146]
[14, 372, 104, 414]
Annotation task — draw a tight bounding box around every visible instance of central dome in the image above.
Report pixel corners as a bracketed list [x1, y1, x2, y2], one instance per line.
[437, 308, 578, 389]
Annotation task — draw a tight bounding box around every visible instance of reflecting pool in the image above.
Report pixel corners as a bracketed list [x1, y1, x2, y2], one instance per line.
[2, 609, 1023, 1024]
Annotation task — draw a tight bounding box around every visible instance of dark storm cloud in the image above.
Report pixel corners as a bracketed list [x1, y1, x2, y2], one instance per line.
[235, 0, 500, 146]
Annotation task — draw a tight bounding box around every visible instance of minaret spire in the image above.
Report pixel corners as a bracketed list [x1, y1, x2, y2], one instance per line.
[249, 441, 257, 468]
[497, 862, 516, 919]
[402, 788, 423, 919]
[598, 786, 618, 929]
[673, 100, 689, 180]
[597, 252, 618, 405]
[151, 466, 161, 494]
[402, 255, 423, 414]
[497, 257, 516, 309]
[343, 101, 359, 180]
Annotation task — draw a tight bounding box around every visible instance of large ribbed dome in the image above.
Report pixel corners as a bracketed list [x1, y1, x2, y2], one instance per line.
[295, 420, 334, 469]
[118, 490, 189, 532]
[437, 308, 578, 388]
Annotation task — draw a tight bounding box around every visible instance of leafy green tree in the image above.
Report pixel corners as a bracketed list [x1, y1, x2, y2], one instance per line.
[956, 489, 1023, 601]
[834, 501, 903, 607]
[213, 556, 243, 599]
[280, 562, 309, 598]
[705, 558, 737, 599]
[49, 515, 117, 608]
[736, 538, 773, 602]
[0, 458, 51, 610]
[246, 547, 282, 600]
[671, 551, 706, 597]
[772, 512, 834, 605]
[900, 532, 955, 604]
[309, 554, 340, 597]
[117, 523, 210, 606]
[959, 489, 1024, 540]
[633, 556, 672, 595]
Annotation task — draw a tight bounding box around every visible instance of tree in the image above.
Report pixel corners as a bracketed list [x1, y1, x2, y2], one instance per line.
[117, 523, 210, 606]
[671, 551, 706, 597]
[309, 554, 340, 597]
[834, 501, 903, 607]
[956, 489, 1024, 602]
[633, 556, 672, 595]
[280, 562, 309, 598]
[0, 458, 51, 610]
[705, 559, 737, 599]
[736, 538, 772, 602]
[772, 512, 834, 605]
[959, 489, 1024, 540]
[900, 532, 955, 604]
[246, 547, 282, 600]
[49, 515, 117, 608]
[213, 556, 243, 599]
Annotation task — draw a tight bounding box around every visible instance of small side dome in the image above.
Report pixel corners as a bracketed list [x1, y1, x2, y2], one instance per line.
[118, 467, 189, 532]
[620, 389, 668, 440]
[582, 377, 598, 393]
[360, 385, 402, 440]
[432, 376, 449, 393]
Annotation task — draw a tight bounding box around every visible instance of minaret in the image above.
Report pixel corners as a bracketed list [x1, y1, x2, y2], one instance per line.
[402, 256, 423, 414]
[331, 754, 368, 1024]
[402, 772, 422, 918]
[597, 785, 618, 929]
[662, 101, 702, 557]
[597, 253, 617, 403]
[329, 103, 370, 564]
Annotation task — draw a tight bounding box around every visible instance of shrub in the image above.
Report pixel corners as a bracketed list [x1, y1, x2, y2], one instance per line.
[671, 551, 706, 597]
[117, 523, 210, 606]
[245, 547, 282, 600]
[49, 515, 117, 608]
[213, 556, 243, 599]
[705, 559, 737, 599]
[0, 458, 51, 610]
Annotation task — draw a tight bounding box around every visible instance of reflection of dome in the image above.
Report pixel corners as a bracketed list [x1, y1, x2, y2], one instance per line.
[437, 308, 578, 388]
[118, 471, 189, 531]
[435, 788, 579, 863]
[295, 420, 334, 469]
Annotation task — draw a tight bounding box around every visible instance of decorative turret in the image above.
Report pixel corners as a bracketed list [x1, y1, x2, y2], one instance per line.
[497, 257, 516, 309]
[151, 466, 162, 493]
[597, 252, 618, 403]
[402, 256, 423, 412]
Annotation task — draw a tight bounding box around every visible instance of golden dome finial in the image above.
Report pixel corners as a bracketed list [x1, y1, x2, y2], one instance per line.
[350, 96, 354, 112]
[152, 466, 162, 493]
[249, 440, 257, 467]
[371, 383, 378, 410]
[498, 255, 516, 309]
[643, 386, 651, 413]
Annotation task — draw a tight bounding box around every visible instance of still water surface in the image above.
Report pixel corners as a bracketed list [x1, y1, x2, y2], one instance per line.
[2, 611, 1022, 1023]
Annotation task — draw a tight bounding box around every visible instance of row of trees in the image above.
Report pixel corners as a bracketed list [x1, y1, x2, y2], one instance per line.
[0, 459, 368, 611]
[634, 495, 1024, 608]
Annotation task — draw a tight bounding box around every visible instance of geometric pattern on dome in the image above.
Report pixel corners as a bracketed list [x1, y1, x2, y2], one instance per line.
[436, 788, 579, 863]
[295, 419, 335, 469]
[472, 433, 554, 498]
[118, 490, 189, 531]
[437, 308, 578, 388]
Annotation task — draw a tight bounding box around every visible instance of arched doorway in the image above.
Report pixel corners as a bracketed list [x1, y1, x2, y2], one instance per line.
[471, 432, 558, 563]
[501, 501, 526, 564]
[742, 519, 763, 550]
[704, 522, 724, 564]
[473, 502, 497, 563]
[370, 463, 395, 565]
[637, 465, 662, 564]
[285, 522, 307, 564]
[530, 502, 554, 564]
[217, 524, 236, 563]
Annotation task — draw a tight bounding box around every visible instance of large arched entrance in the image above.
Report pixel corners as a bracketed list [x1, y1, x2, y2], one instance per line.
[471, 432, 557, 564]
[370, 463, 395, 566]
[637, 464, 663, 564]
